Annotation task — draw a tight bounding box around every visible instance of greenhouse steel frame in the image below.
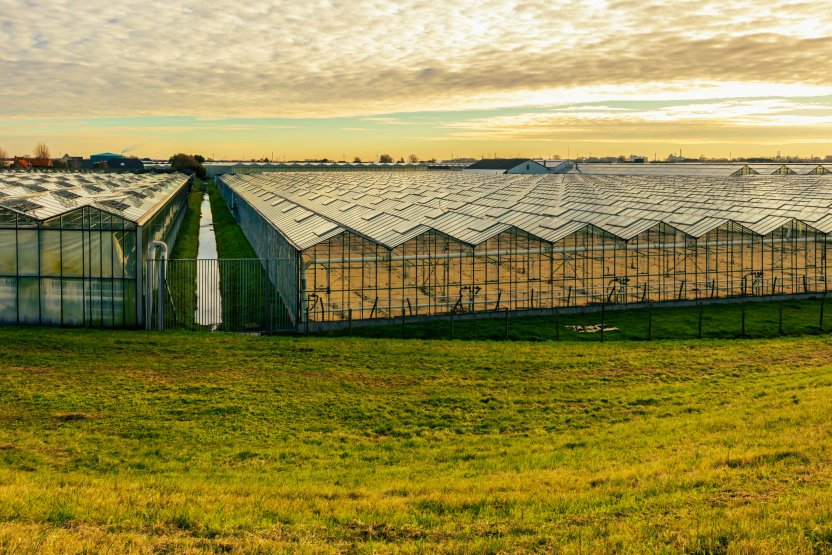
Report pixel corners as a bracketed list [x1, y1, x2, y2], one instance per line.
[217, 172, 832, 326]
[0, 172, 191, 327]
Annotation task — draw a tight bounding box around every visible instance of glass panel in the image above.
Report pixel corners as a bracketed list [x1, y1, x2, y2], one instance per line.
[100, 279, 114, 327]
[124, 280, 136, 327]
[112, 232, 125, 278]
[0, 230, 16, 275]
[62, 210, 84, 229]
[61, 231, 83, 277]
[17, 230, 39, 276]
[40, 278, 62, 324]
[43, 216, 62, 229]
[17, 277, 40, 324]
[88, 232, 101, 277]
[112, 279, 124, 328]
[122, 231, 137, 278]
[62, 279, 84, 326]
[0, 277, 16, 323]
[0, 209, 16, 227]
[101, 233, 113, 278]
[87, 279, 103, 326]
[40, 231, 62, 277]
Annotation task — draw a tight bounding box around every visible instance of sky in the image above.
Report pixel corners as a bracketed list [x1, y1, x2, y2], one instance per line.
[1, 0, 832, 160]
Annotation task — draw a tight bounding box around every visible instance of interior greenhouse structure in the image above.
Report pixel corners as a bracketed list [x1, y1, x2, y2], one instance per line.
[218, 171, 832, 327]
[0, 172, 191, 327]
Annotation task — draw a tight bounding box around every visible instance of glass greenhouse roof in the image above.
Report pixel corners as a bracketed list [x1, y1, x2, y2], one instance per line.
[220, 172, 832, 251]
[0, 173, 191, 224]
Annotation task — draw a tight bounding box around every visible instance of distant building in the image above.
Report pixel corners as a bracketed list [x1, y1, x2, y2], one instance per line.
[464, 158, 575, 174]
[90, 152, 124, 164]
[106, 158, 145, 172]
[464, 159, 549, 174]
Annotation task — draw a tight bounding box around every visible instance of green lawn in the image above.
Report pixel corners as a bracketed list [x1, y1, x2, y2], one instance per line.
[1, 328, 832, 552]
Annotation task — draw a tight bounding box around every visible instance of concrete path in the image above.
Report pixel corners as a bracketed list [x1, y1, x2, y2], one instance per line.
[195, 194, 222, 328]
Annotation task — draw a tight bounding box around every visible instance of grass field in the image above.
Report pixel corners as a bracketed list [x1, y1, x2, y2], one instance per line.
[1, 328, 832, 553]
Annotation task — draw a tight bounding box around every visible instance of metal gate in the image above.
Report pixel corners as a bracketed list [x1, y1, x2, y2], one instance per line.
[145, 258, 297, 332]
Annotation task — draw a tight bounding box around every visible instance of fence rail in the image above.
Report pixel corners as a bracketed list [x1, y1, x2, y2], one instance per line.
[145, 258, 295, 332]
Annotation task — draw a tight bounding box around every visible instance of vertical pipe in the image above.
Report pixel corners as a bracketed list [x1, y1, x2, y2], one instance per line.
[600, 302, 605, 342]
[647, 303, 652, 341]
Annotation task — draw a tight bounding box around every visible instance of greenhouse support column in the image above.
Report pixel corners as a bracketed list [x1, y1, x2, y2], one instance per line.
[136, 225, 143, 328]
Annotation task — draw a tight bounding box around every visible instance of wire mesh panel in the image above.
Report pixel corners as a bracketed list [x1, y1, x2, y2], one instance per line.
[145, 258, 296, 332]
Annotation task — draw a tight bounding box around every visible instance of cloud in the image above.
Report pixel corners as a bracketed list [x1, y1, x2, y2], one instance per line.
[434, 98, 832, 142]
[2, 0, 832, 118]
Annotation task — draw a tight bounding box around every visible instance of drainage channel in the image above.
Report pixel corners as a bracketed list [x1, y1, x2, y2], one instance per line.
[195, 193, 223, 329]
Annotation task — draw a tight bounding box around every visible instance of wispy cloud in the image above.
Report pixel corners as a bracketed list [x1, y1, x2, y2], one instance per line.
[2, 0, 831, 119]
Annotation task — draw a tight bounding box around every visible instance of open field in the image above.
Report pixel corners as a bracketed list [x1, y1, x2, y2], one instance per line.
[1, 328, 832, 552]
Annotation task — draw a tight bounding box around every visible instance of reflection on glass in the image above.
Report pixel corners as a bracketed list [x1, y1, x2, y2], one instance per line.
[40, 278, 62, 324]
[0, 277, 16, 323]
[17, 230, 38, 276]
[40, 231, 61, 277]
[0, 230, 16, 274]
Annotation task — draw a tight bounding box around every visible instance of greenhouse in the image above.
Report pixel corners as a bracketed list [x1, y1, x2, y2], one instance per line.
[0, 172, 191, 327]
[217, 172, 832, 326]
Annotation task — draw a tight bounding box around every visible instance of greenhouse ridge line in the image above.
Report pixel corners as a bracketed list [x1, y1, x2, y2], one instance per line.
[218, 172, 832, 251]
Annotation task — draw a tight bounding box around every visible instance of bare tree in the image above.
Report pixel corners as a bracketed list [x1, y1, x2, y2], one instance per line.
[353, 156, 362, 163]
[379, 154, 393, 163]
[408, 154, 419, 163]
[33, 142, 50, 159]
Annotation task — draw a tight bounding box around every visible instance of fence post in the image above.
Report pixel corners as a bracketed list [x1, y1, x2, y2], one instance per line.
[450, 311, 454, 340]
[778, 300, 783, 335]
[555, 307, 560, 341]
[600, 303, 605, 342]
[697, 302, 703, 339]
[265, 259, 272, 332]
[157, 257, 166, 332]
[741, 302, 746, 338]
[348, 308, 353, 336]
[647, 303, 652, 341]
[821, 293, 826, 332]
[401, 307, 406, 339]
[504, 308, 509, 340]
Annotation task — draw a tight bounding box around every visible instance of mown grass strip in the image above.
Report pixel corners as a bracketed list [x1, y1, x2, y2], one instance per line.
[0, 329, 832, 552]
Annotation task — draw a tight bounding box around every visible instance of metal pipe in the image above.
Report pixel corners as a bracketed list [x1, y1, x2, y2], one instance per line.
[148, 240, 168, 331]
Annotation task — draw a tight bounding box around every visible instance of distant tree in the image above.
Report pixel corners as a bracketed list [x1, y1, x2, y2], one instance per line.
[168, 153, 206, 178]
[408, 154, 419, 163]
[52, 159, 68, 170]
[33, 142, 50, 159]
[353, 156, 362, 163]
[193, 154, 205, 164]
[379, 154, 393, 163]
[397, 157, 405, 163]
